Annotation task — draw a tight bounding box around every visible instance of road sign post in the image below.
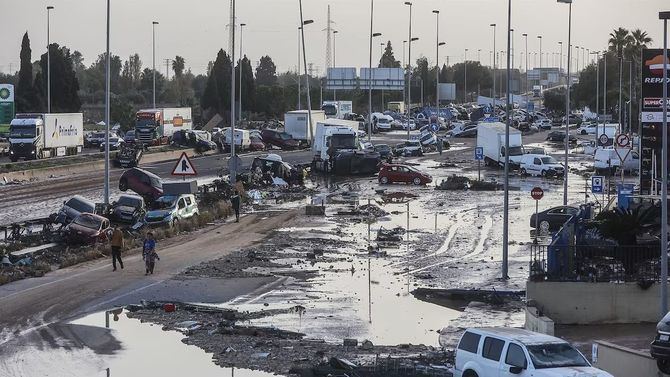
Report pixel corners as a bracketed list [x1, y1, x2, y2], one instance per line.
[531, 187, 544, 242]
[614, 134, 632, 184]
[171, 152, 198, 181]
[475, 146, 484, 181]
[591, 175, 604, 212]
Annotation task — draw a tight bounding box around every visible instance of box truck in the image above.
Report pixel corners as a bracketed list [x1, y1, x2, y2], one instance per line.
[311, 118, 380, 175]
[8, 113, 83, 161]
[477, 122, 524, 168]
[135, 108, 192, 146]
[284, 110, 326, 144]
[321, 101, 353, 119]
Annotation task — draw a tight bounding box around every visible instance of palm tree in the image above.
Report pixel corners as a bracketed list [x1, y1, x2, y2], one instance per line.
[627, 29, 652, 61]
[608, 27, 634, 58]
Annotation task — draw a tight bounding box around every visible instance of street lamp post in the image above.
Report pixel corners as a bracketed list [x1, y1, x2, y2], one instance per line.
[433, 10, 440, 116]
[659, 10, 670, 317]
[405, 1, 414, 141]
[559, 41, 563, 75]
[368, 0, 381, 141]
[491, 23, 497, 106]
[104, 1, 110, 205]
[591, 51, 600, 147]
[47, 6, 54, 113]
[502, 0, 513, 280]
[239, 23, 246, 122]
[464, 49, 469, 103]
[333, 30, 338, 100]
[229, 0, 237, 184]
[152, 21, 159, 109]
[298, 3, 314, 144]
[558, 0, 572, 206]
[297, 27, 302, 110]
[522, 33, 528, 94]
[537, 35, 543, 87]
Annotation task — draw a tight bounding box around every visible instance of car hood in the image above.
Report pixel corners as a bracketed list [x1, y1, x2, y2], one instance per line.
[534, 366, 611, 377]
[68, 223, 99, 236]
[114, 205, 138, 215]
[146, 209, 173, 219]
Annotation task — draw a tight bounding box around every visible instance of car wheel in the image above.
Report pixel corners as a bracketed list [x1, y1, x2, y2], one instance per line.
[119, 178, 128, 191]
[539, 220, 551, 233]
[413, 177, 422, 185]
[463, 371, 479, 377]
[658, 359, 670, 374]
[581, 130, 587, 135]
[520, 168, 527, 175]
[380, 176, 389, 184]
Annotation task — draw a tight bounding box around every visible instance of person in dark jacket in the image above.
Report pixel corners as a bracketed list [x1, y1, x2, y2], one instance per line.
[231, 190, 241, 222]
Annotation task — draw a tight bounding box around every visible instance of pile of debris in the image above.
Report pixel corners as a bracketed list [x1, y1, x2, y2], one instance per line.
[356, 204, 389, 218]
[377, 226, 406, 242]
[436, 175, 500, 191]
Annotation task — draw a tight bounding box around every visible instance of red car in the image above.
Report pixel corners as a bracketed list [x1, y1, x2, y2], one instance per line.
[119, 167, 164, 202]
[378, 164, 432, 185]
[65, 213, 113, 245]
[261, 129, 300, 150]
[249, 135, 266, 151]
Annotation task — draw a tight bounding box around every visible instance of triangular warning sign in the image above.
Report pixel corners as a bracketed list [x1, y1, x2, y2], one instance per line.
[171, 152, 198, 176]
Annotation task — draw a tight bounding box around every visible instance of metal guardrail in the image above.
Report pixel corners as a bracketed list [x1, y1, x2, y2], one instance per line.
[530, 244, 663, 283]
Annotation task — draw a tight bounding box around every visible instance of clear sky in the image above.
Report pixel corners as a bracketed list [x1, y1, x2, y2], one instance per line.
[0, 0, 667, 76]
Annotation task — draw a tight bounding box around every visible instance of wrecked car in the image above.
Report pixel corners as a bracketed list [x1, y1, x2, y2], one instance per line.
[378, 164, 432, 185]
[144, 194, 199, 227]
[64, 213, 112, 245]
[115, 143, 144, 168]
[56, 195, 96, 225]
[110, 195, 146, 224]
[393, 141, 424, 157]
[251, 154, 304, 186]
[119, 168, 164, 202]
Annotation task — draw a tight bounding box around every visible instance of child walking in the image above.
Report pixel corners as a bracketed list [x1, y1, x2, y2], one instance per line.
[142, 232, 160, 275]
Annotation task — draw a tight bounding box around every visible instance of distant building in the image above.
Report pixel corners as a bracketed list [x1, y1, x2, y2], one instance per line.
[527, 67, 562, 88]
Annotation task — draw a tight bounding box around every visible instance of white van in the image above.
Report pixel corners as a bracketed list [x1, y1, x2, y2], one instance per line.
[372, 113, 393, 131]
[594, 148, 639, 174]
[454, 327, 613, 377]
[520, 154, 565, 177]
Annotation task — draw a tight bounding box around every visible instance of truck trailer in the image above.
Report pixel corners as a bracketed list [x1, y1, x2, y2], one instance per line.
[8, 113, 83, 161]
[312, 119, 380, 175]
[135, 108, 192, 146]
[477, 122, 524, 168]
[321, 101, 353, 119]
[284, 110, 326, 144]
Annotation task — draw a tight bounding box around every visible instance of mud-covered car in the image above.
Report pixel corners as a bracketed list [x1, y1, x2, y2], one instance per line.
[56, 195, 96, 225]
[144, 194, 199, 227]
[110, 195, 146, 224]
[393, 141, 424, 157]
[119, 168, 163, 202]
[378, 164, 432, 185]
[64, 213, 112, 245]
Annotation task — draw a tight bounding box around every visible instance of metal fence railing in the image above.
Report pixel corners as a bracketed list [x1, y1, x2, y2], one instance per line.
[530, 244, 663, 283]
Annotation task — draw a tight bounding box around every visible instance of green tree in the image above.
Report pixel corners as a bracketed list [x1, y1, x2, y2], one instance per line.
[608, 27, 633, 58]
[543, 87, 567, 114]
[379, 41, 401, 68]
[172, 56, 185, 78]
[139, 67, 165, 104]
[202, 49, 232, 118]
[236, 56, 255, 113]
[16, 32, 37, 112]
[111, 96, 135, 131]
[121, 53, 143, 92]
[451, 61, 493, 102]
[255, 55, 277, 86]
[36, 44, 81, 112]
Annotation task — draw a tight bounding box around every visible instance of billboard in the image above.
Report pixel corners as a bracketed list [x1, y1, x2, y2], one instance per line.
[0, 84, 15, 135]
[438, 83, 456, 101]
[640, 49, 670, 194]
[326, 67, 358, 90]
[359, 67, 404, 90]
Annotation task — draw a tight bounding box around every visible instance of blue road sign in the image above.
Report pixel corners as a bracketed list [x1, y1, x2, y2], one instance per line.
[591, 176, 604, 194]
[475, 147, 484, 161]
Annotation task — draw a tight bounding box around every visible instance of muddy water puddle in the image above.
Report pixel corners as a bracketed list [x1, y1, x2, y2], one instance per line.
[0, 310, 279, 377]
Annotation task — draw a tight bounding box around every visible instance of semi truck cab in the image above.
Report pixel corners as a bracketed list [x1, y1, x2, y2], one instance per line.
[8, 118, 43, 161]
[135, 110, 162, 146]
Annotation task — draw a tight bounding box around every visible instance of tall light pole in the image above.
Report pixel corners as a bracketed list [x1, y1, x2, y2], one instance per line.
[152, 21, 159, 109]
[591, 51, 600, 146]
[405, 1, 414, 141]
[238, 23, 246, 122]
[297, 26, 302, 110]
[433, 10, 440, 103]
[502, 0, 512, 280]
[333, 30, 338, 100]
[478, 48, 482, 63]
[464, 48, 469, 103]
[510, 29, 515, 71]
[368, 0, 381, 141]
[298, 3, 314, 144]
[104, 0, 110, 205]
[522, 33, 528, 94]
[229, 0, 237, 184]
[558, 0, 572, 206]
[47, 6, 54, 113]
[491, 23, 497, 106]
[559, 41, 563, 79]
[659, 10, 670, 317]
[537, 35, 543, 87]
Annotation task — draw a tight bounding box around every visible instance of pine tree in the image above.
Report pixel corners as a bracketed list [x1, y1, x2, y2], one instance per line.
[16, 32, 36, 112]
[202, 49, 232, 116]
[255, 55, 277, 86]
[378, 41, 401, 68]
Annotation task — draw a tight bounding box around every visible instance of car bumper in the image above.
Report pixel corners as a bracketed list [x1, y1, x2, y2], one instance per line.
[651, 339, 670, 360]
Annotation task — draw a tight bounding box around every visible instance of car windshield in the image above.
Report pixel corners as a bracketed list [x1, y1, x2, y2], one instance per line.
[117, 196, 141, 207]
[109, 138, 119, 143]
[331, 134, 356, 149]
[66, 198, 94, 213]
[9, 125, 36, 138]
[378, 118, 390, 124]
[154, 196, 177, 210]
[73, 214, 102, 230]
[541, 156, 558, 164]
[322, 105, 338, 116]
[279, 132, 293, 140]
[527, 343, 589, 369]
[508, 146, 524, 156]
[375, 145, 390, 152]
[93, 132, 106, 138]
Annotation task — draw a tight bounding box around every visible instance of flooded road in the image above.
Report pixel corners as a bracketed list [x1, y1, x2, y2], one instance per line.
[0, 310, 280, 377]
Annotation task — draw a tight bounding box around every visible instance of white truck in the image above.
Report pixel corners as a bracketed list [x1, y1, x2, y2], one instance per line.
[284, 110, 326, 144]
[321, 101, 353, 119]
[223, 128, 251, 151]
[135, 108, 192, 146]
[9, 113, 83, 161]
[477, 122, 524, 168]
[311, 119, 359, 172]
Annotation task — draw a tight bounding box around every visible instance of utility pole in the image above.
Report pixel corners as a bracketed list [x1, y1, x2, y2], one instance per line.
[104, 0, 110, 205]
[297, 27, 302, 110]
[491, 23, 497, 107]
[239, 23, 246, 122]
[502, 0, 512, 280]
[229, 0, 237, 184]
[164, 58, 171, 80]
[298, 0, 314, 145]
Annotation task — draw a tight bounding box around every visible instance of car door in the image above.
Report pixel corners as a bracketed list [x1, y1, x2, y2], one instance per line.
[398, 167, 412, 183]
[533, 157, 543, 176]
[499, 343, 531, 377]
[480, 336, 507, 376]
[176, 197, 187, 219]
[184, 196, 195, 218]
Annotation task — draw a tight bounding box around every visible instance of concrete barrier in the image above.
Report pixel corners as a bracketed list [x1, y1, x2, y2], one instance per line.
[593, 340, 667, 377]
[527, 281, 669, 324]
[2, 149, 215, 182]
[524, 305, 555, 336]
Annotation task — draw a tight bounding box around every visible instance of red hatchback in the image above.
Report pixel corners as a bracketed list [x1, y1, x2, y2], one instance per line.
[378, 164, 432, 185]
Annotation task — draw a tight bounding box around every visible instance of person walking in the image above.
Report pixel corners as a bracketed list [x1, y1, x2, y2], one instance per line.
[436, 136, 443, 156]
[231, 190, 241, 223]
[142, 232, 159, 275]
[110, 226, 124, 271]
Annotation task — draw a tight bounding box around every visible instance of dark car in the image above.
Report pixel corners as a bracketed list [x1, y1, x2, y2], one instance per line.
[119, 167, 163, 202]
[529, 206, 580, 232]
[249, 135, 266, 151]
[99, 137, 124, 152]
[85, 132, 107, 148]
[65, 213, 112, 245]
[56, 195, 97, 225]
[378, 164, 432, 185]
[123, 130, 137, 144]
[546, 131, 578, 144]
[374, 144, 392, 159]
[261, 129, 300, 150]
[110, 194, 146, 224]
[393, 141, 424, 157]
